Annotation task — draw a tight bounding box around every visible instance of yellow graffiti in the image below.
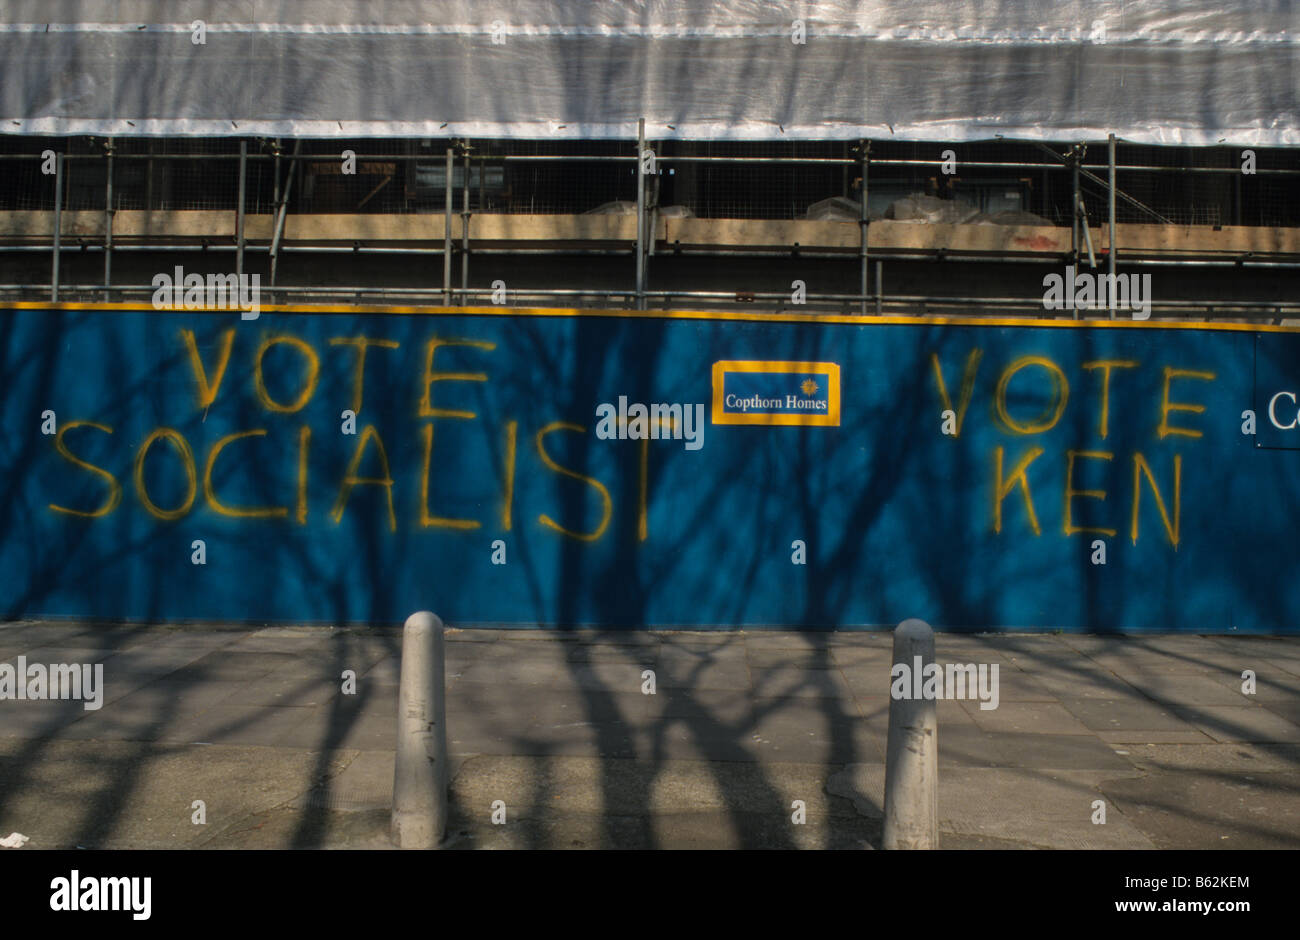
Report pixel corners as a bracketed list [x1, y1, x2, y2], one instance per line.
[133, 428, 197, 521]
[1081, 360, 1138, 440]
[48, 421, 121, 518]
[502, 420, 517, 531]
[994, 445, 1043, 535]
[418, 337, 496, 419]
[1063, 450, 1117, 537]
[1158, 367, 1216, 440]
[638, 437, 650, 542]
[1132, 452, 1181, 547]
[254, 335, 321, 414]
[994, 356, 1068, 435]
[181, 327, 236, 411]
[329, 336, 400, 414]
[203, 429, 288, 519]
[331, 424, 396, 531]
[418, 422, 480, 530]
[930, 348, 983, 437]
[296, 426, 311, 525]
[535, 421, 612, 542]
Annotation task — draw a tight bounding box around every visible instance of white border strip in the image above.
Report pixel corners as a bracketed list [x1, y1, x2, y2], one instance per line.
[2, 117, 1294, 147]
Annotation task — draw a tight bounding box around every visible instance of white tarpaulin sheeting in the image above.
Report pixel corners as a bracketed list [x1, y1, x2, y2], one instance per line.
[1, 1, 1296, 143]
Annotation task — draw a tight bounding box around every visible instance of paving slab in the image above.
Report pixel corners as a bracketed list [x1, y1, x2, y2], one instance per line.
[164, 651, 306, 682]
[0, 625, 101, 648]
[98, 646, 217, 680]
[657, 633, 742, 649]
[1121, 742, 1300, 773]
[963, 701, 1095, 735]
[222, 676, 342, 709]
[981, 732, 1137, 770]
[105, 629, 247, 652]
[1259, 699, 1300, 726]
[1097, 729, 1215, 745]
[443, 629, 502, 644]
[653, 688, 752, 724]
[824, 632, 893, 647]
[743, 632, 832, 651]
[748, 665, 851, 699]
[838, 666, 897, 699]
[1059, 696, 1207, 733]
[282, 707, 397, 751]
[104, 676, 253, 716]
[1208, 668, 1300, 702]
[0, 738, 352, 850]
[746, 712, 882, 765]
[973, 667, 1059, 702]
[155, 704, 318, 748]
[0, 700, 95, 739]
[1170, 705, 1300, 743]
[930, 726, 1005, 769]
[445, 755, 859, 821]
[566, 643, 663, 663]
[0, 624, 1296, 850]
[655, 660, 753, 691]
[453, 657, 581, 687]
[632, 721, 760, 762]
[829, 645, 896, 667]
[11, 646, 123, 666]
[1099, 773, 1300, 849]
[1136, 674, 1260, 708]
[826, 764, 1154, 849]
[1029, 667, 1146, 700]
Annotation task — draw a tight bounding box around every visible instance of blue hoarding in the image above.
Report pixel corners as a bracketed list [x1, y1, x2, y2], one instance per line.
[0, 304, 1295, 633]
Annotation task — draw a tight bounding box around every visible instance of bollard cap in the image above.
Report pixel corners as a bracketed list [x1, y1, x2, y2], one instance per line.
[895, 618, 933, 640]
[404, 610, 444, 632]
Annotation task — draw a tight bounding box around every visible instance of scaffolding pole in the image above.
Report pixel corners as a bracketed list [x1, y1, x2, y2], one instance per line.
[1109, 133, 1118, 321]
[444, 147, 453, 305]
[51, 153, 62, 302]
[270, 140, 302, 288]
[1071, 144, 1081, 320]
[1071, 146, 1081, 263]
[104, 141, 113, 302]
[860, 140, 870, 316]
[12, 280, 1300, 320]
[1034, 140, 1173, 225]
[7, 149, 1298, 177]
[461, 150, 470, 299]
[236, 141, 247, 279]
[875, 260, 883, 316]
[636, 119, 647, 311]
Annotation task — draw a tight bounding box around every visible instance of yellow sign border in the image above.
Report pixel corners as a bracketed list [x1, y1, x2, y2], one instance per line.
[711, 360, 841, 427]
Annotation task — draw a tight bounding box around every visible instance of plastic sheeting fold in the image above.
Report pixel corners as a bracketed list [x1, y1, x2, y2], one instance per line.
[1, 1, 1296, 143]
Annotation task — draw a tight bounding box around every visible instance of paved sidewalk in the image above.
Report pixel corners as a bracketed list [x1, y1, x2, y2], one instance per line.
[0, 622, 1297, 849]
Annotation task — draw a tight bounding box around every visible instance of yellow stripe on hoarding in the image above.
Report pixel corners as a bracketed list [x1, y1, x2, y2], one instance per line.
[6, 301, 1299, 333]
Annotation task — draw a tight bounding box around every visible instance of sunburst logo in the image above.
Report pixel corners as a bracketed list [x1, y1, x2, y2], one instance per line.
[800, 378, 820, 397]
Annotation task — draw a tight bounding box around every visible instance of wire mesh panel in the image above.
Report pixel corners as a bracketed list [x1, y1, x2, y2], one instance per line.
[0, 152, 54, 211]
[3, 135, 1294, 227]
[655, 141, 850, 220]
[1, 133, 1298, 321]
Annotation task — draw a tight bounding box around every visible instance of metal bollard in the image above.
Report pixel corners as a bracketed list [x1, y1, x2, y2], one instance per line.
[391, 610, 449, 849]
[882, 618, 938, 849]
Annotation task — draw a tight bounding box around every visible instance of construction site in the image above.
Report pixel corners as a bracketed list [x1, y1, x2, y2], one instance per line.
[0, 135, 1296, 318]
[0, 0, 1297, 887]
